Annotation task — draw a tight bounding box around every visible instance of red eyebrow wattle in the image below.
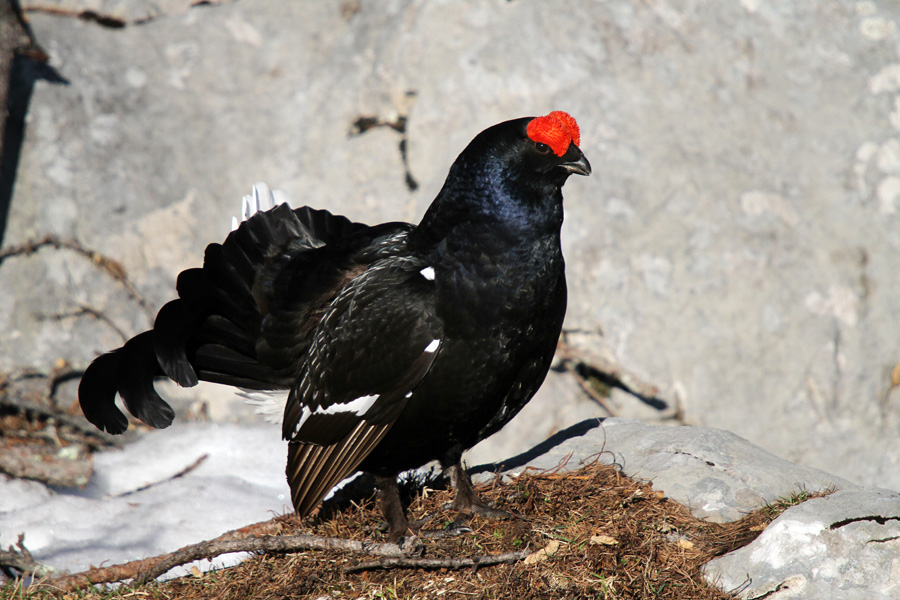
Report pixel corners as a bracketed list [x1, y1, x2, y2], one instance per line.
[526, 111, 581, 157]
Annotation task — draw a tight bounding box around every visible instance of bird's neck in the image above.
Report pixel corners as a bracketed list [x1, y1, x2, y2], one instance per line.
[410, 176, 564, 255]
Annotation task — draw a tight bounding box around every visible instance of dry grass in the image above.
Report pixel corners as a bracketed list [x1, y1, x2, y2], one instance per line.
[4, 461, 825, 600]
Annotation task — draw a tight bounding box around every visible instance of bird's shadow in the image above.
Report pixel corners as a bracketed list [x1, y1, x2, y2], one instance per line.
[468, 417, 605, 476]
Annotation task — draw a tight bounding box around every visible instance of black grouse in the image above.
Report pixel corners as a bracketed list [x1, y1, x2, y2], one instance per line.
[78, 111, 591, 540]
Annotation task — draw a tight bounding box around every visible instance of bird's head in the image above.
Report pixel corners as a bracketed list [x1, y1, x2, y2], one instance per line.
[449, 111, 591, 201]
[524, 110, 592, 178]
[412, 111, 590, 247]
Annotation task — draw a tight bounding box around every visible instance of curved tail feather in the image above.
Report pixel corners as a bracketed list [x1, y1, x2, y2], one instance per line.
[78, 350, 129, 434]
[78, 331, 174, 434]
[116, 332, 176, 429]
[153, 300, 198, 387]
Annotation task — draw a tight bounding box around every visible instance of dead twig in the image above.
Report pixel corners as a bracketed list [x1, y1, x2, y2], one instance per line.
[344, 549, 530, 573]
[36, 305, 132, 342]
[22, 5, 127, 27]
[0, 234, 153, 316]
[135, 533, 405, 584]
[0, 534, 55, 580]
[0, 390, 121, 447]
[556, 336, 670, 415]
[115, 454, 209, 497]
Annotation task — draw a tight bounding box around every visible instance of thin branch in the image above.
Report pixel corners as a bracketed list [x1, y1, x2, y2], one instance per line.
[114, 454, 209, 497]
[22, 1, 230, 27]
[36, 305, 131, 342]
[0, 234, 153, 316]
[136, 533, 405, 584]
[344, 549, 531, 573]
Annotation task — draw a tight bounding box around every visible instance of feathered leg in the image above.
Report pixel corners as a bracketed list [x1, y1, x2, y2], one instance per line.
[375, 475, 410, 542]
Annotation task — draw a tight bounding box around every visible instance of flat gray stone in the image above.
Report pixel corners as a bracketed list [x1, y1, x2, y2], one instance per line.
[704, 489, 900, 599]
[475, 418, 857, 523]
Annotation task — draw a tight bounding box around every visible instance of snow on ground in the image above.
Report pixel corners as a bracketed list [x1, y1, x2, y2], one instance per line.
[0, 422, 292, 578]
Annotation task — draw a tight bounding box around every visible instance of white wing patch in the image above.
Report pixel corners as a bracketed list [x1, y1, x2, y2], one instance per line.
[322, 470, 364, 502]
[420, 266, 435, 281]
[424, 339, 440, 354]
[231, 182, 292, 231]
[293, 394, 380, 437]
[239, 388, 290, 424]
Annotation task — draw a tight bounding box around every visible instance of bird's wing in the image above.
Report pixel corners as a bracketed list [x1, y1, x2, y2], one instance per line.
[78, 200, 372, 434]
[282, 251, 443, 516]
[161, 203, 376, 391]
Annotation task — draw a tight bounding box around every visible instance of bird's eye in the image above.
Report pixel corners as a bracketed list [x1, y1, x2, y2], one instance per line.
[534, 142, 551, 154]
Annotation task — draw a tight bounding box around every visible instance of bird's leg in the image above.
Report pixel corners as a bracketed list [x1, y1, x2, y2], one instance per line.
[375, 475, 411, 542]
[446, 461, 515, 520]
[375, 462, 516, 541]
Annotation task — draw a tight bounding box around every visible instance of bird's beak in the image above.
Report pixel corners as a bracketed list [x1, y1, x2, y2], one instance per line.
[559, 145, 591, 176]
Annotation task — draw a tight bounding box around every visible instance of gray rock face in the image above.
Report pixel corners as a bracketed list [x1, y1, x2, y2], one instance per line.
[475, 418, 856, 523]
[3, 0, 900, 494]
[703, 489, 900, 599]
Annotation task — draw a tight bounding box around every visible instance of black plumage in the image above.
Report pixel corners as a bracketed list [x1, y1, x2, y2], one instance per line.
[78, 111, 590, 540]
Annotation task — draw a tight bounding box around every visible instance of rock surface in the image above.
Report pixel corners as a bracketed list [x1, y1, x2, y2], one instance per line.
[475, 418, 858, 523]
[3, 0, 900, 506]
[704, 488, 900, 599]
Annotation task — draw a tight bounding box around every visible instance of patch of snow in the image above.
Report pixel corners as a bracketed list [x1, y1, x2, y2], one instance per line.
[0, 422, 291, 579]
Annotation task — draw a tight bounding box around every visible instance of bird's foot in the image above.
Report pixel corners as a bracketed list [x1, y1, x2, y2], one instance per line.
[445, 461, 520, 522]
[409, 514, 434, 530]
[415, 503, 520, 539]
[376, 475, 417, 544]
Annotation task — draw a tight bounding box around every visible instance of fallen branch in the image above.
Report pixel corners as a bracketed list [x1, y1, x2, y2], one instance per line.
[26, 522, 408, 593]
[18, 518, 275, 591]
[344, 549, 530, 573]
[135, 533, 406, 584]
